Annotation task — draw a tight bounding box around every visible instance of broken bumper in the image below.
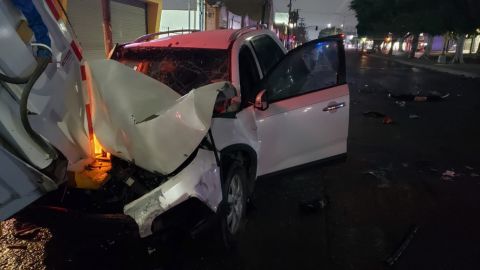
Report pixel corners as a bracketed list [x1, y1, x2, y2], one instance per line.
[123, 149, 222, 238]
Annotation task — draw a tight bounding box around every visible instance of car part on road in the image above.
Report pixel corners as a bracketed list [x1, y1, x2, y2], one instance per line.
[441, 170, 457, 181]
[13, 221, 40, 240]
[409, 114, 420, 119]
[6, 244, 27, 250]
[363, 111, 386, 118]
[395, 101, 406, 107]
[385, 225, 420, 266]
[364, 168, 392, 188]
[363, 112, 395, 125]
[388, 92, 450, 102]
[383, 116, 394, 125]
[298, 196, 328, 214]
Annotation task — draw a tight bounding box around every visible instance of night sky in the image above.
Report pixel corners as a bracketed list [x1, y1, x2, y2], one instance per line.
[274, 0, 357, 39]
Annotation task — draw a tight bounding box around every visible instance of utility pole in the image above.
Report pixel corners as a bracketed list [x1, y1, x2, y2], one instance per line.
[101, 0, 113, 57]
[188, 0, 191, 29]
[194, 0, 197, 30]
[199, 0, 204, 31]
[261, 0, 271, 27]
[261, 0, 266, 26]
[287, 0, 292, 50]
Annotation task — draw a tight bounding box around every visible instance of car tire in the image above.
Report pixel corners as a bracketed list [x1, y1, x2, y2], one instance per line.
[217, 162, 248, 249]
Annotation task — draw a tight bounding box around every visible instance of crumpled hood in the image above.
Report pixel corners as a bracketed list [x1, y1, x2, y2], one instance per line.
[87, 60, 226, 175]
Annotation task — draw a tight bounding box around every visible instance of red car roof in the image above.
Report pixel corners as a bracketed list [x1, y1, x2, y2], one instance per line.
[124, 29, 242, 50]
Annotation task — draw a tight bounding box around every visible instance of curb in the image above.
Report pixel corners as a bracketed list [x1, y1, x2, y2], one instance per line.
[368, 54, 480, 79]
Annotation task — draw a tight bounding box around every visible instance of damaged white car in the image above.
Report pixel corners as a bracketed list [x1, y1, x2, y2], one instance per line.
[0, 0, 349, 246]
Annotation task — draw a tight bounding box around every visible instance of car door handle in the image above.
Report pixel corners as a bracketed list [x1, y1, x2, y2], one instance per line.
[323, 102, 346, 112]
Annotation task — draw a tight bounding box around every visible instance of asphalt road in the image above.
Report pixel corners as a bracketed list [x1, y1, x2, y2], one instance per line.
[2, 52, 480, 270]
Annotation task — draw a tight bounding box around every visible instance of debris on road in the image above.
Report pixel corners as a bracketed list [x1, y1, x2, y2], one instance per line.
[364, 169, 391, 188]
[147, 246, 156, 255]
[6, 244, 27, 250]
[388, 92, 450, 102]
[362, 111, 395, 125]
[471, 173, 479, 178]
[386, 225, 420, 266]
[442, 170, 456, 178]
[383, 116, 394, 124]
[441, 170, 457, 181]
[409, 114, 420, 119]
[13, 221, 40, 240]
[395, 101, 406, 107]
[465, 166, 474, 170]
[363, 111, 385, 118]
[299, 197, 328, 214]
[1, 219, 52, 269]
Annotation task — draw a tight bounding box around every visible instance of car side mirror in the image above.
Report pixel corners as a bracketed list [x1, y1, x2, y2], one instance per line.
[254, 90, 268, 111]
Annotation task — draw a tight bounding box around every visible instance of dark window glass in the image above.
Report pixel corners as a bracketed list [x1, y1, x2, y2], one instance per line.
[263, 40, 339, 102]
[239, 46, 261, 107]
[250, 35, 285, 75]
[117, 47, 229, 95]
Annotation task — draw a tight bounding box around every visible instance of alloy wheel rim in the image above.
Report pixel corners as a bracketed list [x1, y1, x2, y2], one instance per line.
[226, 174, 243, 234]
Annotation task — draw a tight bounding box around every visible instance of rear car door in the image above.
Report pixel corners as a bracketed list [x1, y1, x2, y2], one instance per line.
[254, 37, 349, 176]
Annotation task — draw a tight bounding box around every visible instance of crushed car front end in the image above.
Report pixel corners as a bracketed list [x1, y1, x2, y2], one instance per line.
[84, 57, 236, 237]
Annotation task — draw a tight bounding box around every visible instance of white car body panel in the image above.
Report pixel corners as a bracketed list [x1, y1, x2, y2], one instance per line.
[229, 30, 286, 90]
[88, 59, 229, 175]
[255, 85, 350, 175]
[124, 149, 221, 238]
[211, 107, 260, 152]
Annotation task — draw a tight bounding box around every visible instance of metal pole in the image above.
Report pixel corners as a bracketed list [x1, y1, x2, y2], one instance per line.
[287, 0, 292, 50]
[198, 0, 202, 31]
[101, 0, 113, 57]
[188, 0, 191, 30]
[193, 0, 197, 30]
[261, 0, 266, 25]
[200, 0, 204, 31]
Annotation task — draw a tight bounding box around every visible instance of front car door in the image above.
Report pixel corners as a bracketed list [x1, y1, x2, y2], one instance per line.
[254, 36, 349, 176]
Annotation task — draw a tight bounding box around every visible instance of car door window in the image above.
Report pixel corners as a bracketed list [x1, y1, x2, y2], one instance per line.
[239, 46, 261, 107]
[250, 35, 285, 75]
[262, 39, 344, 102]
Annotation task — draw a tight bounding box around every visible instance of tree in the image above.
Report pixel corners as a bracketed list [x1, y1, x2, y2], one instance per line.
[351, 0, 479, 63]
[445, 0, 478, 63]
[350, 0, 415, 57]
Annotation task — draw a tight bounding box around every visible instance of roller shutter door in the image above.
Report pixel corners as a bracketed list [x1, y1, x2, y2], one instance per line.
[111, 0, 146, 44]
[67, 0, 146, 60]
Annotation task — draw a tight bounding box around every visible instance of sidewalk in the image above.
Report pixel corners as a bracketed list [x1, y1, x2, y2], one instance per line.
[369, 53, 480, 79]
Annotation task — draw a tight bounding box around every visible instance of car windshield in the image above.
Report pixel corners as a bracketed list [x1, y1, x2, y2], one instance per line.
[116, 47, 229, 95]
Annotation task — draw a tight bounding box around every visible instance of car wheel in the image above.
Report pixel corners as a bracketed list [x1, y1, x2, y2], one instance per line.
[218, 162, 247, 249]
